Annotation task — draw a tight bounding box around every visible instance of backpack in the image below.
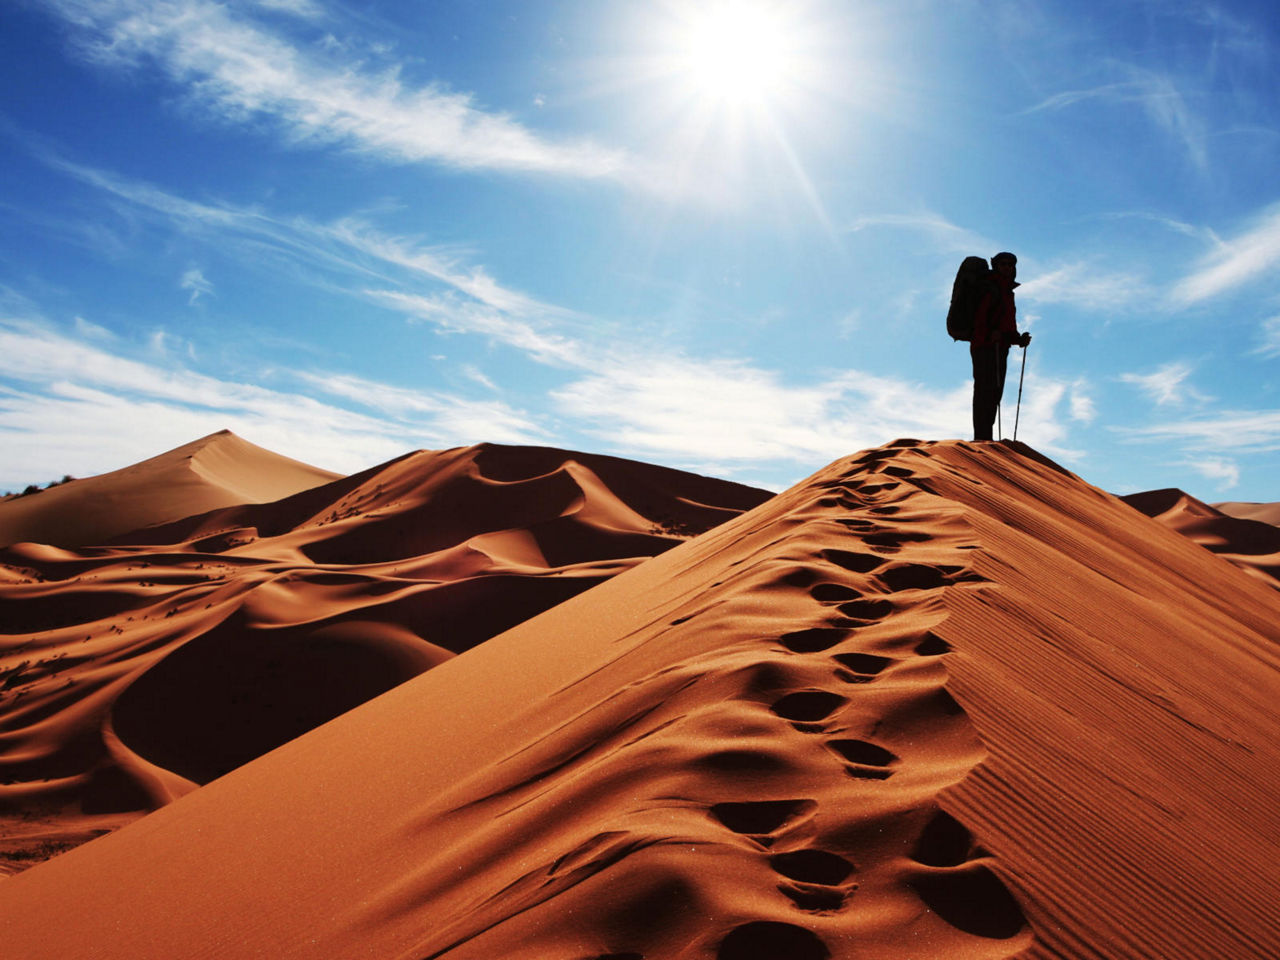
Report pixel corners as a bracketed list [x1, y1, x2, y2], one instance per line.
[946, 256, 991, 341]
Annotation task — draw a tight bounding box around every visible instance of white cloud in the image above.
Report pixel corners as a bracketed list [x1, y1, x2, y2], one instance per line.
[1173, 204, 1280, 304]
[73, 315, 116, 341]
[462, 364, 499, 392]
[845, 212, 995, 256]
[1023, 66, 1207, 170]
[0, 317, 544, 487]
[1119, 411, 1280, 453]
[1069, 379, 1097, 423]
[1254, 316, 1280, 358]
[1016, 261, 1148, 310]
[180, 266, 214, 304]
[39, 0, 628, 179]
[295, 370, 545, 444]
[552, 354, 1075, 464]
[1118, 362, 1210, 406]
[366, 290, 584, 367]
[38, 154, 560, 326]
[1183, 457, 1240, 491]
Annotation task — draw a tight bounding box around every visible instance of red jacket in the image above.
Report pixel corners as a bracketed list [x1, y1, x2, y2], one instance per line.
[973, 276, 1019, 347]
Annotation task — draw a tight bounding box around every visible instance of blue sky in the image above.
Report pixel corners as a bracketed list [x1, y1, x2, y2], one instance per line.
[2, 0, 1279, 501]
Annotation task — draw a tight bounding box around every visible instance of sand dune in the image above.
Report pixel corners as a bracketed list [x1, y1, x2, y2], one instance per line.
[1214, 499, 1280, 528]
[2, 439, 1277, 959]
[1124, 487, 1280, 587]
[0, 440, 770, 874]
[0, 430, 341, 549]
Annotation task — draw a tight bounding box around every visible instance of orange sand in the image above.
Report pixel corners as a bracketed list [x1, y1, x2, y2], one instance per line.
[0, 435, 768, 873]
[1, 438, 1277, 959]
[1124, 487, 1280, 588]
[0, 430, 341, 549]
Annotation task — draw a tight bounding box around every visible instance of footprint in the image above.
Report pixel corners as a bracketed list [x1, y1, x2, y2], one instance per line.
[780, 627, 850, 653]
[820, 549, 885, 573]
[877, 563, 950, 591]
[770, 849, 855, 886]
[914, 633, 950, 656]
[717, 921, 830, 960]
[909, 864, 1026, 940]
[836, 598, 893, 621]
[770, 691, 846, 722]
[834, 518, 875, 531]
[912, 809, 976, 867]
[862, 530, 931, 548]
[828, 739, 899, 779]
[710, 799, 817, 836]
[809, 583, 861, 603]
[831, 652, 891, 683]
[771, 848, 857, 912]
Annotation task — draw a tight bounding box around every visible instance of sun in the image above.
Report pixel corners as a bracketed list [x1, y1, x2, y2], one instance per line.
[662, 1, 809, 108]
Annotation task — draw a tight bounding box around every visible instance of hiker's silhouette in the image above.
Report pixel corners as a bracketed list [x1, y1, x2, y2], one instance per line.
[969, 252, 1030, 441]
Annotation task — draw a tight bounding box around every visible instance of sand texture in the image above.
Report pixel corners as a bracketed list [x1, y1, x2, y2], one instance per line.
[1213, 499, 1280, 528]
[1124, 487, 1280, 588]
[0, 430, 342, 549]
[1, 439, 1278, 959]
[0, 439, 769, 873]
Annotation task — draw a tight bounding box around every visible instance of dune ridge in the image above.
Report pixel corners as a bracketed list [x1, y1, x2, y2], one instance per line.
[0, 441, 770, 874]
[2, 439, 1277, 959]
[0, 430, 342, 549]
[1123, 487, 1280, 587]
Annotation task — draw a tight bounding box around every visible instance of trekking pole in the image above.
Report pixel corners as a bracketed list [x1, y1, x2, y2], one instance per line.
[1013, 342, 1028, 442]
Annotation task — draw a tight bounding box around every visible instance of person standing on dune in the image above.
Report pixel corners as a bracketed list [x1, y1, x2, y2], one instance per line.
[971, 251, 1031, 442]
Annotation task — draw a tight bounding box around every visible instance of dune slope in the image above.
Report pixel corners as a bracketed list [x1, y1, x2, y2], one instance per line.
[0, 441, 770, 874]
[1123, 487, 1280, 587]
[0, 440, 1277, 960]
[0, 430, 342, 549]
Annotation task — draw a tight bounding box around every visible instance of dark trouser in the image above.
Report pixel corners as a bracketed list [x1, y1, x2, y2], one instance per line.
[970, 342, 1009, 441]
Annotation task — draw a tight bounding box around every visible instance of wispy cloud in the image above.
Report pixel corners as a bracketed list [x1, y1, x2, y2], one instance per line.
[1069, 379, 1097, 423]
[1253, 316, 1280, 358]
[180, 266, 214, 305]
[32, 151, 560, 328]
[37, 0, 628, 179]
[1118, 362, 1211, 406]
[0, 317, 545, 487]
[1119, 412, 1280, 453]
[1024, 65, 1207, 170]
[1016, 261, 1148, 310]
[1183, 456, 1240, 491]
[1172, 204, 1280, 304]
[366, 290, 583, 367]
[844, 212, 996, 255]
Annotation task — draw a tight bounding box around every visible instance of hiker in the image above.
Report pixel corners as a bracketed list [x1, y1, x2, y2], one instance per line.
[970, 251, 1031, 442]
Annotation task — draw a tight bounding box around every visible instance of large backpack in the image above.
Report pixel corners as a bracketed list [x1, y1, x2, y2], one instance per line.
[947, 256, 991, 341]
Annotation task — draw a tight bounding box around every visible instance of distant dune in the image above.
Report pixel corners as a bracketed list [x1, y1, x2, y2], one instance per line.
[1123, 487, 1280, 587]
[0, 430, 341, 549]
[0, 435, 771, 873]
[2, 439, 1277, 959]
[1214, 499, 1280, 528]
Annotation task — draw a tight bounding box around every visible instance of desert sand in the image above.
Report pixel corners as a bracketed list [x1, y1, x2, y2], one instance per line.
[1, 437, 1278, 959]
[0, 430, 342, 549]
[0, 433, 770, 873]
[1124, 487, 1280, 588]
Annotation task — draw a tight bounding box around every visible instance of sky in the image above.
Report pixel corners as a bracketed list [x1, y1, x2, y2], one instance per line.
[2, 0, 1279, 502]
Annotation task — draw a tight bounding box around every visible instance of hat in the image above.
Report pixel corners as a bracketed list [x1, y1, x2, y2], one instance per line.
[992, 251, 1017, 265]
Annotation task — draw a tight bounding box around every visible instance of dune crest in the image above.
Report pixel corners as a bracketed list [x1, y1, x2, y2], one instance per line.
[2, 439, 1277, 959]
[0, 441, 770, 874]
[1124, 487, 1280, 586]
[0, 430, 341, 549]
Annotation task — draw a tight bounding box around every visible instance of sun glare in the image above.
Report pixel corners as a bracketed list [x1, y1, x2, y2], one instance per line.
[678, 3, 798, 104]
[652, 0, 816, 111]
